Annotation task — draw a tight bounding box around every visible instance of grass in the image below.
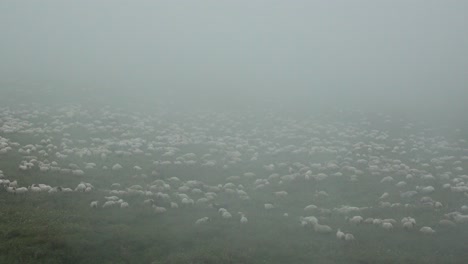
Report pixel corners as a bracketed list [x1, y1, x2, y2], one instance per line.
[1, 101, 467, 263]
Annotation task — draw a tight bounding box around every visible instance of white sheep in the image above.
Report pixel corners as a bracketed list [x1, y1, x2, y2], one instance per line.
[181, 198, 194, 206]
[15, 187, 28, 194]
[90, 201, 98, 208]
[419, 226, 435, 234]
[275, 191, 288, 197]
[304, 204, 318, 211]
[300, 216, 319, 227]
[239, 212, 248, 224]
[60, 187, 73, 192]
[344, 233, 355, 241]
[382, 222, 393, 230]
[222, 211, 232, 219]
[103, 201, 116, 208]
[29, 184, 42, 193]
[348, 216, 363, 225]
[112, 163, 123, 171]
[313, 223, 333, 234]
[153, 206, 167, 214]
[336, 229, 345, 240]
[195, 217, 209, 225]
[75, 182, 86, 192]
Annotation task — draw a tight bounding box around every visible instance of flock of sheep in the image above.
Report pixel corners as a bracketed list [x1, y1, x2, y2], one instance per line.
[0, 104, 467, 247]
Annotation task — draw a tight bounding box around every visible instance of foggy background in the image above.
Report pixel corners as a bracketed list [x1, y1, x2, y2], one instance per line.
[1, 0, 467, 119]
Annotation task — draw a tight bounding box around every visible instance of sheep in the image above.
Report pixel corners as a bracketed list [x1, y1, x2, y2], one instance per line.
[15, 187, 28, 194]
[60, 187, 73, 192]
[104, 196, 119, 201]
[336, 229, 345, 240]
[300, 216, 319, 227]
[112, 163, 123, 171]
[29, 184, 42, 193]
[48, 187, 59, 194]
[402, 221, 415, 230]
[90, 201, 98, 208]
[181, 198, 194, 206]
[38, 184, 52, 192]
[264, 203, 274, 210]
[275, 191, 288, 198]
[419, 226, 435, 234]
[378, 192, 389, 200]
[75, 182, 86, 192]
[344, 233, 355, 241]
[9, 180, 18, 188]
[382, 222, 393, 230]
[348, 216, 364, 225]
[153, 206, 167, 214]
[6, 186, 16, 194]
[416, 185, 435, 194]
[239, 212, 248, 224]
[313, 223, 333, 234]
[103, 201, 116, 208]
[304, 204, 318, 211]
[222, 211, 232, 219]
[120, 202, 129, 208]
[453, 213, 468, 224]
[438, 219, 456, 227]
[195, 217, 209, 225]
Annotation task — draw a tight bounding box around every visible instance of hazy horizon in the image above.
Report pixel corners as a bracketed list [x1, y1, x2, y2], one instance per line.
[1, 1, 467, 118]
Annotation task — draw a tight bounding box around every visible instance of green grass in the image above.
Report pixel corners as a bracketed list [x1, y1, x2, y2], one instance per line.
[1, 101, 467, 263]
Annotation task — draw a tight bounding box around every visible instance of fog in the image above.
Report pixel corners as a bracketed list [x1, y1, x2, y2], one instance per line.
[1, 0, 467, 117]
[1, 2, 468, 263]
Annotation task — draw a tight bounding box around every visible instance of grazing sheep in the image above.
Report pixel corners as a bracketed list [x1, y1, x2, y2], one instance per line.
[345, 233, 355, 241]
[313, 223, 333, 234]
[103, 201, 116, 208]
[420, 226, 435, 234]
[453, 213, 468, 224]
[90, 201, 98, 208]
[222, 211, 232, 219]
[9, 180, 18, 188]
[416, 185, 435, 194]
[15, 187, 28, 194]
[240, 213, 248, 224]
[336, 229, 345, 240]
[29, 184, 42, 193]
[379, 192, 389, 200]
[304, 204, 318, 211]
[75, 182, 86, 192]
[181, 198, 194, 206]
[348, 216, 364, 225]
[438, 219, 456, 227]
[195, 217, 209, 225]
[153, 206, 167, 214]
[382, 222, 393, 230]
[264, 203, 274, 210]
[275, 191, 288, 197]
[402, 221, 415, 230]
[120, 202, 129, 208]
[300, 216, 319, 227]
[112, 164, 123, 171]
[60, 187, 73, 192]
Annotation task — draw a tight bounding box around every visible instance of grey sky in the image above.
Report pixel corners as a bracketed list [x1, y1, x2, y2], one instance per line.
[1, 1, 467, 114]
